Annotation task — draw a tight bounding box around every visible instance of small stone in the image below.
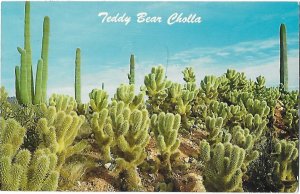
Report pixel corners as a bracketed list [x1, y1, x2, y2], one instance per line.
[104, 163, 112, 169]
[77, 181, 81, 186]
[184, 157, 189, 163]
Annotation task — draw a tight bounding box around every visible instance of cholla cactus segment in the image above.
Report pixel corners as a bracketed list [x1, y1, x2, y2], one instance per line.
[199, 141, 245, 192]
[109, 101, 130, 136]
[89, 89, 109, 113]
[272, 139, 298, 192]
[48, 94, 77, 114]
[151, 112, 181, 171]
[91, 109, 113, 162]
[182, 67, 196, 83]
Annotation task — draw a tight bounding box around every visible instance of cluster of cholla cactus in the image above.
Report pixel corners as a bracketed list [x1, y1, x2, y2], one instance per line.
[0, 92, 90, 191]
[0, 118, 59, 191]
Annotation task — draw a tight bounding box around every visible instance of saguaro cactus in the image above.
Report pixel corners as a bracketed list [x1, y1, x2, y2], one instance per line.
[128, 54, 135, 85]
[75, 48, 81, 104]
[15, 2, 50, 105]
[280, 24, 288, 91]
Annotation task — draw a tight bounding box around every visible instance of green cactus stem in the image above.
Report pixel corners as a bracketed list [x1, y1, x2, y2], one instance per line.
[75, 48, 81, 104]
[41, 16, 50, 102]
[18, 48, 29, 105]
[15, 66, 21, 101]
[24, 1, 33, 103]
[33, 60, 43, 104]
[280, 24, 288, 91]
[128, 54, 135, 85]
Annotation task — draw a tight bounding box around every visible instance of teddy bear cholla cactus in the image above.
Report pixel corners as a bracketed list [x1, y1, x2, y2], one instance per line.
[91, 100, 150, 191]
[113, 84, 145, 110]
[37, 99, 88, 169]
[151, 112, 181, 172]
[143, 65, 172, 114]
[0, 117, 59, 191]
[272, 139, 298, 192]
[89, 89, 109, 113]
[199, 140, 245, 192]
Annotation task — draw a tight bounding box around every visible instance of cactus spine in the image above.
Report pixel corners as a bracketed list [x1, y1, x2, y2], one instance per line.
[128, 54, 135, 84]
[75, 48, 81, 104]
[280, 24, 288, 91]
[15, 2, 50, 105]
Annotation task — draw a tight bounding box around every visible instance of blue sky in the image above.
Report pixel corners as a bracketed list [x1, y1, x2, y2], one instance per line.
[1, 2, 299, 102]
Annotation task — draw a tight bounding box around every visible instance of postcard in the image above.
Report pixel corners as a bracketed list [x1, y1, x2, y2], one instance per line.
[0, 1, 299, 192]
